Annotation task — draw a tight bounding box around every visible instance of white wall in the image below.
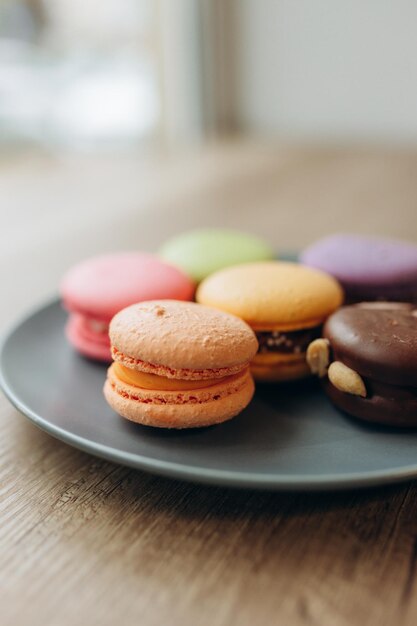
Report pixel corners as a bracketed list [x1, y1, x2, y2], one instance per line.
[236, 0, 417, 143]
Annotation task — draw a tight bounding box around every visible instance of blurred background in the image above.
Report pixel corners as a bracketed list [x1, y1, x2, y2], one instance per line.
[3, 0, 417, 147]
[2, 0, 417, 323]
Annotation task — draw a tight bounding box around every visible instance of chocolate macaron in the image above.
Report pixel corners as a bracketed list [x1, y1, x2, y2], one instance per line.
[104, 300, 258, 428]
[307, 302, 417, 426]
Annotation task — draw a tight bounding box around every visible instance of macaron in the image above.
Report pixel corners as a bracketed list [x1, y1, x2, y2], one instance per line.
[159, 229, 274, 283]
[61, 253, 195, 362]
[196, 261, 344, 382]
[104, 300, 258, 428]
[307, 302, 417, 426]
[300, 234, 417, 303]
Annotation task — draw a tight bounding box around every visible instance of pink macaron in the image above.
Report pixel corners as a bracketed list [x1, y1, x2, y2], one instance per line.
[61, 252, 195, 361]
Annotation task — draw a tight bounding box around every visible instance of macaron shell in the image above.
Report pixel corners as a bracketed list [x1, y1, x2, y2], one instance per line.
[109, 300, 258, 372]
[252, 351, 311, 365]
[66, 315, 111, 362]
[61, 252, 195, 321]
[251, 359, 310, 382]
[197, 262, 344, 328]
[159, 229, 274, 282]
[104, 367, 255, 428]
[301, 234, 417, 287]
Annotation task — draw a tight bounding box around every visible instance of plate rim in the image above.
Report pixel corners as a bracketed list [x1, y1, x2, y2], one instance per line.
[1, 298, 417, 491]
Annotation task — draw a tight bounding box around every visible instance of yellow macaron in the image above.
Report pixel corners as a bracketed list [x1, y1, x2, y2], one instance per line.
[196, 261, 344, 382]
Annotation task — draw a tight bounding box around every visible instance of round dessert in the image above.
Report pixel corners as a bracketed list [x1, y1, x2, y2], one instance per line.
[306, 302, 417, 426]
[159, 229, 274, 283]
[104, 300, 258, 428]
[300, 234, 417, 303]
[61, 253, 194, 362]
[196, 261, 343, 382]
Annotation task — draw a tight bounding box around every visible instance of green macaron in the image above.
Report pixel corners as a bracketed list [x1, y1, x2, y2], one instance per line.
[159, 229, 275, 282]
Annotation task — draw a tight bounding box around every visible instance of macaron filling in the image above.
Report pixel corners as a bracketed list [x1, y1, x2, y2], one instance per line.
[256, 326, 321, 355]
[252, 325, 322, 372]
[111, 347, 248, 381]
[66, 313, 111, 352]
[113, 362, 239, 391]
[107, 363, 251, 405]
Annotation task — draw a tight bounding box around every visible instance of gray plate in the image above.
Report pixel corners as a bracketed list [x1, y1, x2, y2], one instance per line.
[1, 299, 417, 491]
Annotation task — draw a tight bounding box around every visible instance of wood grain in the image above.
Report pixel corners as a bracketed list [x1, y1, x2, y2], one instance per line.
[1, 141, 417, 626]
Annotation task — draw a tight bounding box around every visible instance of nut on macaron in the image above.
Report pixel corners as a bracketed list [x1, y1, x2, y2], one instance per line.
[104, 300, 258, 429]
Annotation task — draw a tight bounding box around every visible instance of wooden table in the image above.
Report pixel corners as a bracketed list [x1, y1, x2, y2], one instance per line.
[2, 141, 417, 626]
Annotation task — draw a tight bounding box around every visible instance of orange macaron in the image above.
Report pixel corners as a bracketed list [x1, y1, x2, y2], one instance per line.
[197, 262, 344, 382]
[104, 300, 258, 428]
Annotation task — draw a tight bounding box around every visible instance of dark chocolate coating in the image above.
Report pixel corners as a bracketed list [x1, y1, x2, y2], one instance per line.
[324, 303, 417, 387]
[323, 377, 417, 427]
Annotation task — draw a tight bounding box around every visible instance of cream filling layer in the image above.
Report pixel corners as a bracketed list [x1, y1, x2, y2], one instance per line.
[113, 363, 240, 391]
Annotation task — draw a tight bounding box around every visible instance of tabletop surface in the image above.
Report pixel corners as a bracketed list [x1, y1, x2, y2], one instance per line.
[2, 140, 417, 626]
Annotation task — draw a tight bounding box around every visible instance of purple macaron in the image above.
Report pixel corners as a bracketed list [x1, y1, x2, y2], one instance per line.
[300, 234, 417, 303]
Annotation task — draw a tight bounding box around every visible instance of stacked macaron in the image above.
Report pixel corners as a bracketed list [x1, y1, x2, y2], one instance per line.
[197, 262, 343, 381]
[104, 301, 258, 428]
[300, 234, 417, 303]
[307, 302, 417, 426]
